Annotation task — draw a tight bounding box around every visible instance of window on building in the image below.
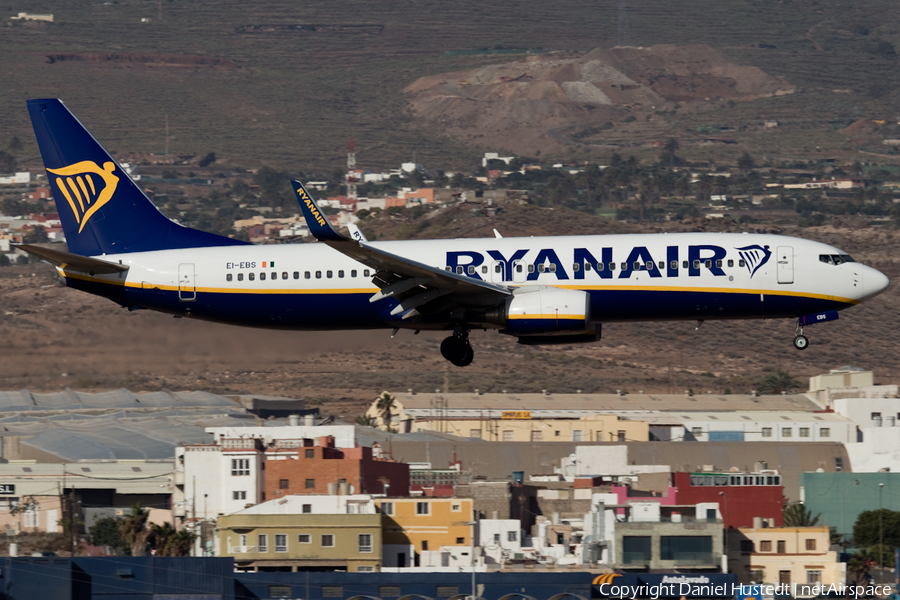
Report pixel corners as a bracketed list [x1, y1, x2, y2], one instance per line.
[691, 427, 703, 438]
[421, 540, 429, 551]
[740, 540, 754, 553]
[821, 428, 831, 438]
[502, 430, 514, 441]
[508, 531, 518, 542]
[452, 503, 461, 512]
[782, 427, 792, 437]
[321, 586, 342, 598]
[416, 502, 430, 515]
[530, 430, 543, 441]
[762, 427, 772, 438]
[231, 459, 250, 476]
[232, 491, 246, 500]
[806, 538, 816, 551]
[595, 431, 604, 442]
[302, 504, 312, 514]
[305, 478, 315, 489]
[358, 533, 373, 553]
[379, 586, 401, 598]
[268, 586, 291, 598]
[807, 570, 822, 584]
[749, 570, 763, 582]
[381, 502, 394, 516]
[275, 534, 288, 553]
[258, 534, 268, 553]
[436, 586, 457, 598]
[760, 540, 772, 552]
[660, 536, 713, 562]
[298, 534, 311, 544]
[441, 552, 450, 567]
[622, 536, 652, 565]
[493, 533, 501, 544]
[357, 566, 374, 572]
[872, 412, 882, 419]
[573, 430, 583, 442]
[279, 479, 289, 489]
[617, 430, 626, 442]
[321, 534, 335, 547]
[799, 427, 810, 438]
[456, 537, 464, 544]
[469, 429, 481, 438]
[777, 540, 786, 553]
[305, 449, 314, 458]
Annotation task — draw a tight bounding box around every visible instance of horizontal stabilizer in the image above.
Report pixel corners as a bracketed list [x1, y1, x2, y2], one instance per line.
[15, 244, 129, 274]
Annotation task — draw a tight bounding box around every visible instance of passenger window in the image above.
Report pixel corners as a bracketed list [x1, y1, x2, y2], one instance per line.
[621, 262, 627, 270]
[338, 270, 344, 278]
[226, 273, 233, 282]
[633, 262, 640, 270]
[705, 260, 712, 268]
[538, 264, 545, 273]
[727, 259, 733, 268]
[305, 271, 311, 279]
[326, 270, 333, 278]
[237, 273, 244, 282]
[260, 272, 266, 281]
[693, 260, 700, 269]
[646, 262, 654, 270]
[515, 264, 523, 273]
[293, 272, 299, 279]
[456, 266, 463, 274]
[445, 266, 452, 272]
[683, 260, 689, 268]
[527, 264, 535, 273]
[671, 260, 678, 270]
[585, 263, 592, 271]
[249, 272, 255, 281]
[351, 270, 357, 277]
[597, 262, 604, 271]
[467, 265, 475, 275]
[609, 262, 616, 271]
[715, 260, 722, 268]
[495, 264, 503, 273]
[315, 271, 322, 279]
[549, 264, 556, 272]
[364, 269, 370, 276]
[739, 259, 745, 267]
[658, 261, 664, 270]
[481, 265, 488, 274]
[572, 263, 580, 272]
[282, 272, 288, 280]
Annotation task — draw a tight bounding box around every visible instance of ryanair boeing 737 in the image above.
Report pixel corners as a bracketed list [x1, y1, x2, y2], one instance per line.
[20, 99, 890, 366]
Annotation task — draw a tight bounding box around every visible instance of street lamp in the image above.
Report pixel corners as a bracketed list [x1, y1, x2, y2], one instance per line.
[879, 483, 884, 583]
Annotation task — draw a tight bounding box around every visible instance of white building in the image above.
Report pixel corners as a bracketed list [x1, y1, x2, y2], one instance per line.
[0, 172, 30, 185]
[476, 519, 523, 565]
[229, 494, 376, 516]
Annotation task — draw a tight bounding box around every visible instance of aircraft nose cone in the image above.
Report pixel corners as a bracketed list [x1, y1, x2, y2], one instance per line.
[864, 265, 890, 299]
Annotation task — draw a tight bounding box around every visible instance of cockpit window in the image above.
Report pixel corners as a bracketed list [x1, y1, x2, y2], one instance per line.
[820, 254, 857, 265]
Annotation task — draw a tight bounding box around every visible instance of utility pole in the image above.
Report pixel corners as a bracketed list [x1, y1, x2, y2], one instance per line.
[879, 482, 884, 583]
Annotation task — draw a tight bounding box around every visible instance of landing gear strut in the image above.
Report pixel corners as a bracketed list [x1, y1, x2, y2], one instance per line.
[793, 323, 809, 351]
[441, 326, 474, 367]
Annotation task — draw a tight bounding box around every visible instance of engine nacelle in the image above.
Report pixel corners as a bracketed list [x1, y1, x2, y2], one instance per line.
[489, 286, 592, 336]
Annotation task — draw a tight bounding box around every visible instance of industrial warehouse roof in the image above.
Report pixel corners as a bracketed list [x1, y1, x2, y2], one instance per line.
[0, 389, 239, 413]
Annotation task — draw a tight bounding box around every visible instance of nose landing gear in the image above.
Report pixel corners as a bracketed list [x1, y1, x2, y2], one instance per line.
[441, 326, 474, 367]
[793, 323, 809, 350]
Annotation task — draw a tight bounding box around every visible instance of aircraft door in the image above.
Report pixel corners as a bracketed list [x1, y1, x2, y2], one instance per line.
[776, 246, 793, 284]
[512, 259, 528, 283]
[490, 261, 506, 284]
[178, 263, 196, 301]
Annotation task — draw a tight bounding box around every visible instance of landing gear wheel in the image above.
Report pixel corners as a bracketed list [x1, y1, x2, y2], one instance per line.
[793, 335, 809, 350]
[441, 329, 474, 367]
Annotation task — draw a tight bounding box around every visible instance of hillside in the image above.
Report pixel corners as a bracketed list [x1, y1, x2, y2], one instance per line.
[2, 1, 900, 171]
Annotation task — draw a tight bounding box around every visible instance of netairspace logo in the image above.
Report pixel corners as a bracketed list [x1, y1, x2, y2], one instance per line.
[596, 583, 895, 599]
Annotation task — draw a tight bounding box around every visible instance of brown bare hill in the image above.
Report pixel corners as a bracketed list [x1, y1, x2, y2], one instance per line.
[404, 45, 794, 156]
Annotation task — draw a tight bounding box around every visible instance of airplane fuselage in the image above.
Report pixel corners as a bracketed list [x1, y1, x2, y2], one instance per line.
[63, 232, 883, 331]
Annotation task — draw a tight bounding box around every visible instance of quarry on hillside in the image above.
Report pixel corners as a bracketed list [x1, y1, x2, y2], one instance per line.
[404, 44, 795, 157]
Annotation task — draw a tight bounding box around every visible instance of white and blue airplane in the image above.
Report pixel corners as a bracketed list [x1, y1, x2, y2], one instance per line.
[20, 99, 890, 366]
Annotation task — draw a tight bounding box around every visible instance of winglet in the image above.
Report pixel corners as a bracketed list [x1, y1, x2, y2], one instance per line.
[292, 180, 346, 243]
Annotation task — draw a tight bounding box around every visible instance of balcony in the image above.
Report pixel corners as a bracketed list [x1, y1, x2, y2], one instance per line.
[228, 545, 258, 554]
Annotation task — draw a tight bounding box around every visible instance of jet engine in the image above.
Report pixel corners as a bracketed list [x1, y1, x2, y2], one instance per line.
[486, 286, 592, 336]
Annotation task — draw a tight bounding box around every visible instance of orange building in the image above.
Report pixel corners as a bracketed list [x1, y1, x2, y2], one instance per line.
[265, 437, 409, 499]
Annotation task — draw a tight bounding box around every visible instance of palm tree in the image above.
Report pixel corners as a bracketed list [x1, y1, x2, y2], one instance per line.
[119, 503, 150, 556]
[355, 414, 377, 427]
[783, 502, 821, 527]
[375, 392, 397, 431]
[150, 522, 195, 556]
[847, 550, 874, 585]
[757, 369, 799, 395]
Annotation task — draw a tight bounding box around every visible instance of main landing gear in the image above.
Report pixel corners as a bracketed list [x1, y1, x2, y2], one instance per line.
[441, 326, 474, 367]
[793, 323, 809, 351]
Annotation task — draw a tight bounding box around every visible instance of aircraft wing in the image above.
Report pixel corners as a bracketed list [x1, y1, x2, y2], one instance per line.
[15, 244, 129, 275]
[292, 181, 510, 317]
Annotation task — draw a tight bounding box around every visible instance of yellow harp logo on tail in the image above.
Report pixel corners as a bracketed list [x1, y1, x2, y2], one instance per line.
[47, 161, 119, 234]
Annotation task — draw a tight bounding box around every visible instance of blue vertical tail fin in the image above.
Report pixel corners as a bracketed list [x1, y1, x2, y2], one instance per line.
[27, 99, 248, 256]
